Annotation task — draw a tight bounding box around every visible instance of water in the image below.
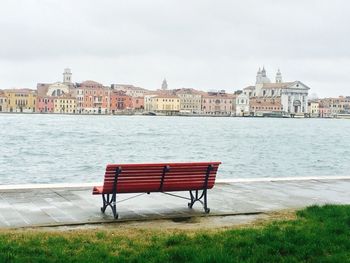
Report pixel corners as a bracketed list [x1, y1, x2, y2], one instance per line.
[1, 114, 350, 185]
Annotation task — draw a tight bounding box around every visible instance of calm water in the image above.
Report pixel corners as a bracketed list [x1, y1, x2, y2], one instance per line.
[1, 114, 350, 184]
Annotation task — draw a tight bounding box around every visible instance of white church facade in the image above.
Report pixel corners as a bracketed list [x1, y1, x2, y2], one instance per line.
[244, 67, 310, 116]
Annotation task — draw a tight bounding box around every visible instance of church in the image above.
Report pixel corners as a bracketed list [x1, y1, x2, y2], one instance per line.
[243, 67, 310, 116]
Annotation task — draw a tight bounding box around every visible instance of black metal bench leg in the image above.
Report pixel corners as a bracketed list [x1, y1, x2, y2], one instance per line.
[111, 193, 119, 219]
[203, 189, 210, 213]
[188, 190, 195, 208]
[188, 189, 210, 213]
[101, 194, 118, 219]
[101, 194, 108, 213]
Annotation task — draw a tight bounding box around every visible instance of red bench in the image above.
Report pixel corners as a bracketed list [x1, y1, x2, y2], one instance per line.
[92, 162, 221, 219]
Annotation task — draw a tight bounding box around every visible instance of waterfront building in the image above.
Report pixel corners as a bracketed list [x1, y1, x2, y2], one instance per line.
[144, 93, 180, 114]
[79, 80, 110, 114]
[110, 90, 133, 113]
[0, 92, 8, 112]
[54, 95, 77, 114]
[37, 97, 55, 113]
[4, 89, 37, 113]
[319, 100, 331, 118]
[201, 90, 234, 115]
[111, 84, 149, 98]
[175, 88, 202, 114]
[233, 93, 250, 116]
[244, 68, 310, 116]
[152, 94, 180, 114]
[131, 96, 144, 110]
[308, 100, 320, 117]
[144, 94, 158, 112]
[318, 96, 350, 117]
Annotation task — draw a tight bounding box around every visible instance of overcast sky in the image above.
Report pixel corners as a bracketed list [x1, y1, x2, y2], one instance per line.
[0, 0, 349, 97]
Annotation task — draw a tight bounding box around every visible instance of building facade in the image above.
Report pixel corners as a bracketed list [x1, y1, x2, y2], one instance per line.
[308, 101, 320, 117]
[110, 90, 133, 113]
[175, 88, 202, 114]
[79, 81, 110, 114]
[0, 93, 8, 112]
[201, 90, 234, 115]
[131, 97, 144, 110]
[4, 89, 37, 113]
[37, 97, 55, 113]
[233, 93, 250, 116]
[244, 68, 310, 116]
[54, 95, 77, 114]
[111, 84, 148, 98]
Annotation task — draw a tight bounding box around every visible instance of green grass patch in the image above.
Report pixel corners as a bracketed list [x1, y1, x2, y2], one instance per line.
[1, 204, 350, 262]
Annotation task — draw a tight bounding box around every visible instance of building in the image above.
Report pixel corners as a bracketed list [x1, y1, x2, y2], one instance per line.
[4, 89, 37, 113]
[111, 84, 148, 98]
[175, 88, 202, 114]
[233, 93, 250, 116]
[131, 97, 144, 110]
[244, 67, 310, 116]
[154, 94, 180, 114]
[37, 96, 55, 113]
[201, 90, 234, 115]
[46, 82, 69, 97]
[144, 93, 180, 114]
[308, 100, 320, 117]
[54, 95, 77, 114]
[0, 92, 8, 112]
[110, 90, 133, 113]
[144, 94, 158, 112]
[79, 80, 110, 114]
[319, 100, 332, 118]
[318, 96, 350, 117]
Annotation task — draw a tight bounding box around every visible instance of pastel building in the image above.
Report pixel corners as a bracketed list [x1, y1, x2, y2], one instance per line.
[144, 93, 180, 114]
[37, 97, 55, 113]
[153, 94, 180, 114]
[0, 92, 8, 112]
[110, 90, 133, 113]
[54, 95, 77, 114]
[308, 101, 320, 117]
[79, 81, 110, 114]
[318, 96, 350, 117]
[144, 94, 158, 112]
[5, 89, 37, 113]
[201, 90, 234, 115]
[131, 96, 144, 110]
[175, 88, 202, 114]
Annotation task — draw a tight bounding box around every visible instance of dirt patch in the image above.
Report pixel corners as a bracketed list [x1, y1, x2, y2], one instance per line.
[13, 209, 297, 233]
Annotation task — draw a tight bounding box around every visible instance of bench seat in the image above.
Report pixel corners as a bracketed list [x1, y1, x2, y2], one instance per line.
[93, 161, 221, 219]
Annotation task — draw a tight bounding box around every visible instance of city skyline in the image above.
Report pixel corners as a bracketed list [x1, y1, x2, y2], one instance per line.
[0, 0, 349, 97]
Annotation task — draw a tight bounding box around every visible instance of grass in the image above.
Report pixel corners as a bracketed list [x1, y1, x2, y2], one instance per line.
[1, 204, 350, 262]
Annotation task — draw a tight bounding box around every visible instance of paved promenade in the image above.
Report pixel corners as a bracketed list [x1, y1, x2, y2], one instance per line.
[0, 177, 350, 228]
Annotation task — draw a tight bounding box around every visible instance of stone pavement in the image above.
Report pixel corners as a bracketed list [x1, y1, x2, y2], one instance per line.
[0, 177, 350, 228]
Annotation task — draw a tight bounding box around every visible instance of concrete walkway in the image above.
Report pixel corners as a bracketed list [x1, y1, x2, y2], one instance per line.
[0, 177, 350, 228]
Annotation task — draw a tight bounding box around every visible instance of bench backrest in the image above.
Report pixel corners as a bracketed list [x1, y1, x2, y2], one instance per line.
[102, 162, 221, 194]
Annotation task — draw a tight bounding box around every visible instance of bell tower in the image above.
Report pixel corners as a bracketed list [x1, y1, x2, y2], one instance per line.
[275, 69, 282, 83]
[63, 68, 72, 84]
[161, 78, 168, 90]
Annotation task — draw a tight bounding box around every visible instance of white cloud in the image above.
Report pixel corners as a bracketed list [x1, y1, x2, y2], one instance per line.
[0, 0, 349, 97]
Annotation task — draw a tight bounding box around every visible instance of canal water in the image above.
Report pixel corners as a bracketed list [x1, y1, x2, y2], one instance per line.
[1, 114, 350, 184]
